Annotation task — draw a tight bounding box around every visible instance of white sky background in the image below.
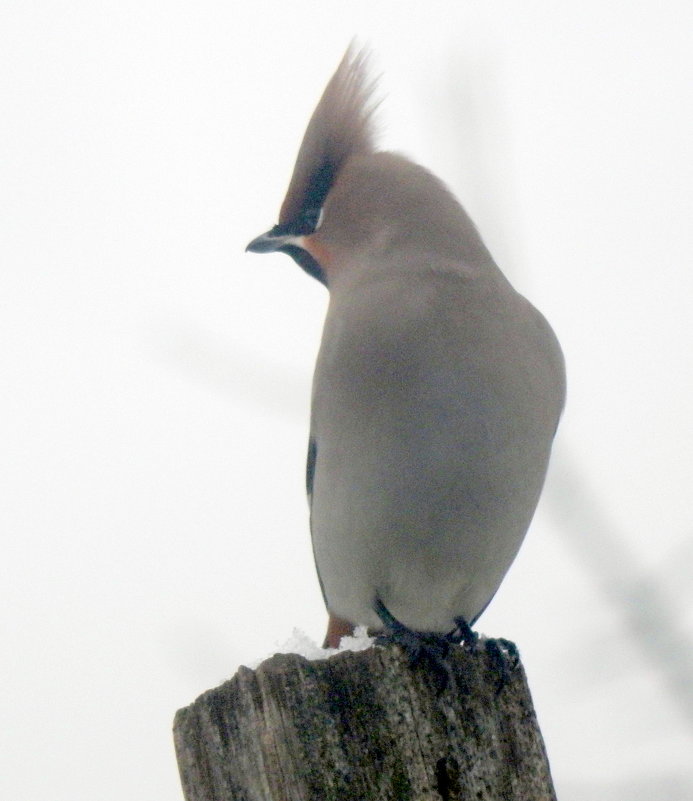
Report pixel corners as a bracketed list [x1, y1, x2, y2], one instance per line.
[2, 2, 693, 799]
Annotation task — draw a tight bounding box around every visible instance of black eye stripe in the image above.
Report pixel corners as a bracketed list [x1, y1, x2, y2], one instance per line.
[296, 208, 321, 234]
[304, 162, 335, 213]
[270, 207, 323, 238]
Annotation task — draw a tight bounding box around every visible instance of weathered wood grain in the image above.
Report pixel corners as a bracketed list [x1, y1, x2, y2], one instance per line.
[174, 642, 556, 801]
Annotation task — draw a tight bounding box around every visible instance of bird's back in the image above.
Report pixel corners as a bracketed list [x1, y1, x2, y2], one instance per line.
[309, 261, 564, 633]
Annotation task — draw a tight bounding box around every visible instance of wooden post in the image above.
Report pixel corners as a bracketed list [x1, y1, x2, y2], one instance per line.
[173, 641, 556, 801]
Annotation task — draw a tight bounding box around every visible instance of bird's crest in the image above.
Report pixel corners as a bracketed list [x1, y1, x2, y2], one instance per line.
[279, 45, 379, 227]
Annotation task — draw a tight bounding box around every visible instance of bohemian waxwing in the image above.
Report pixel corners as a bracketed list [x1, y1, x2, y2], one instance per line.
[247, 46, 565, 650]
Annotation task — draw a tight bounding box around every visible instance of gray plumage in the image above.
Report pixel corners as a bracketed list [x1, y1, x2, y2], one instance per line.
[248, 46, 565, 637]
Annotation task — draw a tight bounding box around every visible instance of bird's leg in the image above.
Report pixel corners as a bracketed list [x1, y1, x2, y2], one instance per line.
[448, 616, 480, 649]
[373, 599, 451, 690]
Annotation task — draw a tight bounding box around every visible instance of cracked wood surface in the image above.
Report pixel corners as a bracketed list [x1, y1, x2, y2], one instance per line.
[173, 642, 556, 801]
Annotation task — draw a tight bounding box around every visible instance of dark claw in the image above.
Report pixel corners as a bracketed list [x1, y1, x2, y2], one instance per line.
[373, 599, 452, 691]
[485, 637, 520, 695]
[448, 617, 519, 695]
[495, 637, 520, 668]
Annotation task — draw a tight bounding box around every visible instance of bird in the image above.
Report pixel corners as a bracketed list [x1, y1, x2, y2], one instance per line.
[247, 45, 565, 652]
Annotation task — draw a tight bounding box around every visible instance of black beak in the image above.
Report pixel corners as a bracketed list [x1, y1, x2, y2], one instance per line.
[245, 225, 328, 288]
[246, 226, 296, 254]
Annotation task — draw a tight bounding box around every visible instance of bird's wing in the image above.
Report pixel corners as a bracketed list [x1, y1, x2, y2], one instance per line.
[306, 435, 317, 504]
[306, 434, 330, 607]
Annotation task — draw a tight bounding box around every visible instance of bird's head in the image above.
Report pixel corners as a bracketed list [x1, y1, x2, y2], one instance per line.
[247, 45, 492, 287]
[246, 45, 377, 287]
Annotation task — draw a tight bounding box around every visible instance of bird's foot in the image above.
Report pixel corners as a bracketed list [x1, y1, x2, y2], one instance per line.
[449, 618, 519, 694]
[484, 637, 520, 695]
[373, 599, 452, 691]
